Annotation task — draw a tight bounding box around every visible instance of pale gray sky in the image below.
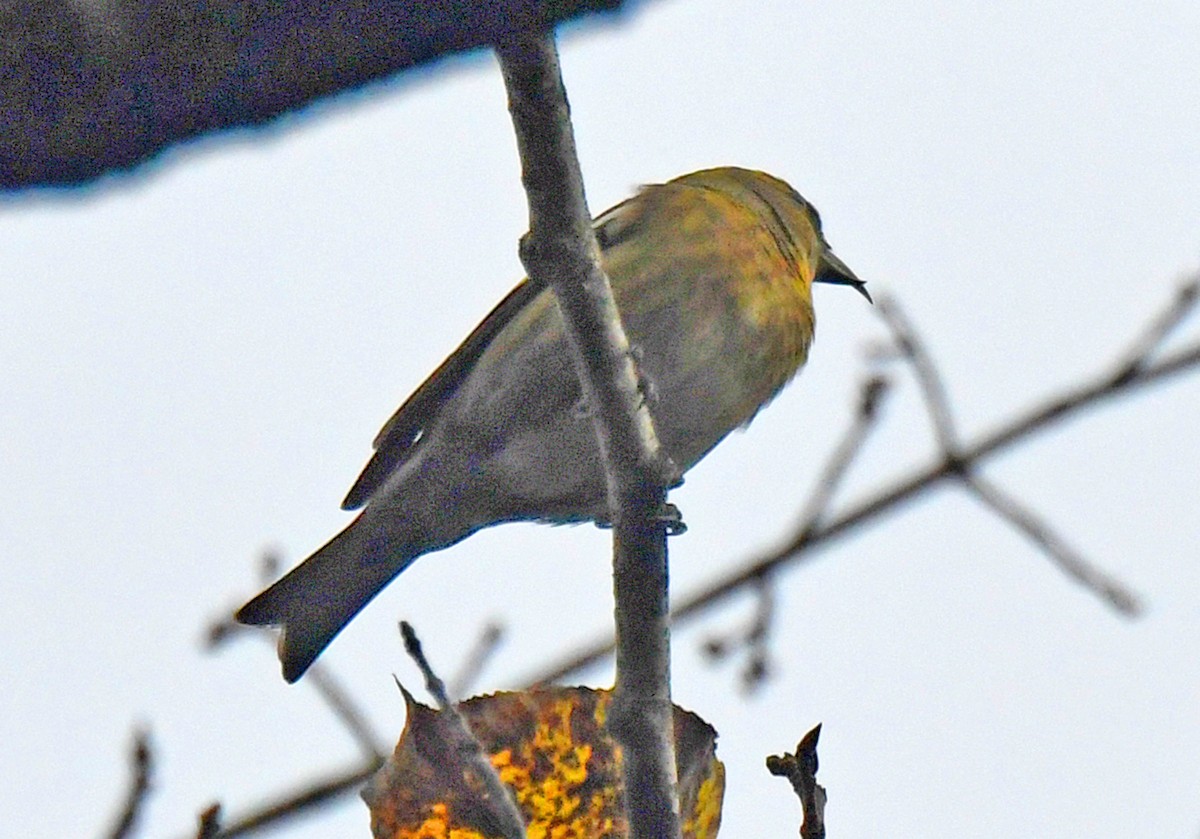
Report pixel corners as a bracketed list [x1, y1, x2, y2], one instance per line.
[3, 1, 1199, 836]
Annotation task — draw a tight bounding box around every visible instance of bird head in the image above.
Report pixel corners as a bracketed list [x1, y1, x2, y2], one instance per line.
[675, 167, 871, 303]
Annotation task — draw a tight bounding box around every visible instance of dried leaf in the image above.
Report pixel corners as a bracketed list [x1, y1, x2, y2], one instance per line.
[363, 686, 723, 839]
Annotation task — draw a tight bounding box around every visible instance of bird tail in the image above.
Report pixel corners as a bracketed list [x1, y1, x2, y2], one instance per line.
[236, 515, 416, 683]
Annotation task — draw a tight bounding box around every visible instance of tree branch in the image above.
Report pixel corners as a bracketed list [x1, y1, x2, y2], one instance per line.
[103, 728, 153, 839]
[767, 724, 826, 839]
[519, 277, 1200, 685]
[196, 278, 1199, 834]
[208, 764, 378, 839]
[496, 32, 681, 839]
[398, 622, 526, 839]
[874, 296, 958, 452]
[700, 375, 891, 691]
[962, 473, 1140, 614]
[875, 293, 1141, 611]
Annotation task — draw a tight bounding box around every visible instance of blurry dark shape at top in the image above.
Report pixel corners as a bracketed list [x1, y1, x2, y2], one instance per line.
[0, 0, 636, 192]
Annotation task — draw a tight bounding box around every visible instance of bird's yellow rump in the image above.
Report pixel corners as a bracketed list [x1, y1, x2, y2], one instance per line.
[238, 167, 869, 681]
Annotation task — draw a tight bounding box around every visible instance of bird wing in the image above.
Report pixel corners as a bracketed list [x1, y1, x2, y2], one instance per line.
[341, 189, 654, 511]
[341, 278, 542, 510]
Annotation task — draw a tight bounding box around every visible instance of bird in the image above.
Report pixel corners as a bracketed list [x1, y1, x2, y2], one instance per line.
[237, 166, 870, 682]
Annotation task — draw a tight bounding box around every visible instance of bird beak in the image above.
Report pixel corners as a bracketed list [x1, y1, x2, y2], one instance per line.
[816, 249, 872, 303]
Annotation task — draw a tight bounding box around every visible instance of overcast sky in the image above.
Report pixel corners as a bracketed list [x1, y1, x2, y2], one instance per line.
[3, 1, 1199, 836]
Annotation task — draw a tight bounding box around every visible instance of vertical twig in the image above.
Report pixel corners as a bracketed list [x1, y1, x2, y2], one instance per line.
[104, 729, 153, 839]
[399, 622, 526, 839]
[874, 295, 959, 454]
[496, 32, 681, 839]
[767, 724, 827, 839]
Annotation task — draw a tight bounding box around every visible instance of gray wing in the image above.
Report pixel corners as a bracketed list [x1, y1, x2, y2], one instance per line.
[341, 279, 543, 510]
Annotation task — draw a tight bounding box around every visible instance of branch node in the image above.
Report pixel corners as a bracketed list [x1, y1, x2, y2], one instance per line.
[943, 450, 971, 479]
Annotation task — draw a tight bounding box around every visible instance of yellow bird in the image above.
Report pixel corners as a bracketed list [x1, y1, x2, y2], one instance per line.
[238, 167, 869, 681]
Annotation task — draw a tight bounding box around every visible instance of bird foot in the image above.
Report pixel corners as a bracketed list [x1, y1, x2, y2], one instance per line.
[593, 502, 687, 535]
[658, 502, 688, 535]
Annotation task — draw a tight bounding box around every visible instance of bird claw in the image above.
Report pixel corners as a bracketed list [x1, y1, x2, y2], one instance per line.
[658, 502, 688, 535]
[591, 502, 687, 535]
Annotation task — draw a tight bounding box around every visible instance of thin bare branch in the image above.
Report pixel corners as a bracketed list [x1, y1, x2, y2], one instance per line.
[207, 617, 385, 761]
[964, 473, 1142, 614]
[878, 294, 1139, 613]
[104, 728, 153, 839]
[696, 374, 889, 693]
[1113, 277, 1200, 381]
[875, 295, 959, 451]
[305, 664, 387, 761]
[209, 762, 380, 839]
[447, 621, 505, 702]
[398, 621, 526, 839]
[518, 280, 1200, 685]
[797, 374, 892, 534]
[497, 32, 681, 839]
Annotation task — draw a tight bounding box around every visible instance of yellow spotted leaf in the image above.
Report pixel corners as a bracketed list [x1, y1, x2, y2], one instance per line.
[363, 686, 723, 839]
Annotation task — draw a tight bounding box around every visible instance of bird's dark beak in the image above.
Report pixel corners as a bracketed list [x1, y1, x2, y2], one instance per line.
[816, 249, 872, 303]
